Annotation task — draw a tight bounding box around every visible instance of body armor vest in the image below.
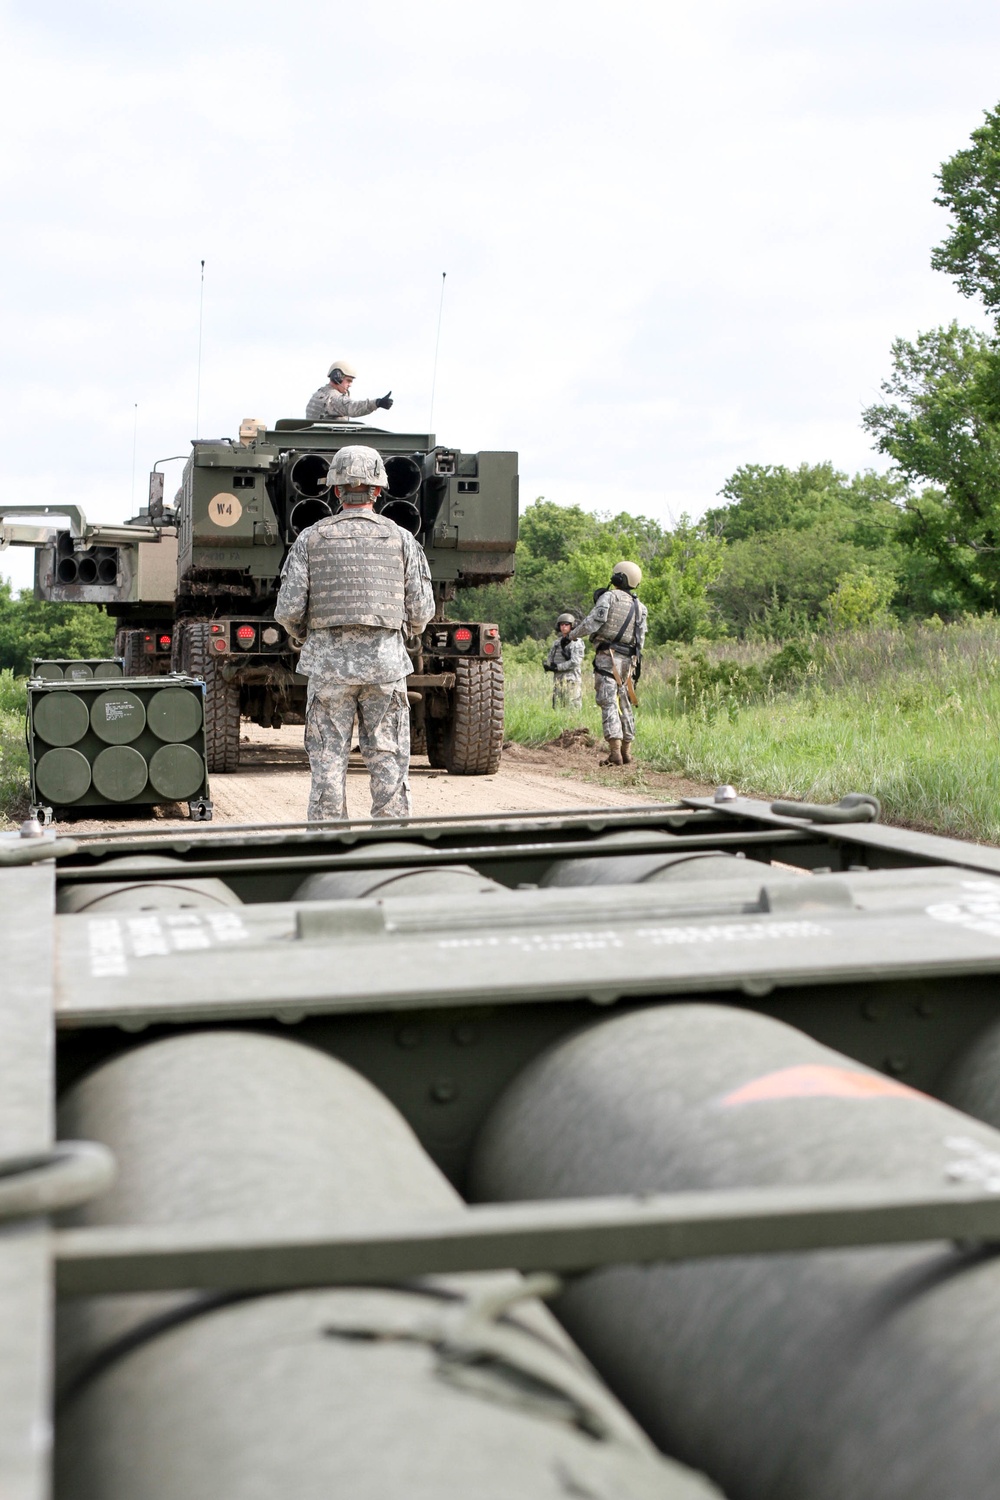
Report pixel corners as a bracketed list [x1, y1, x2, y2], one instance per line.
[304, 511, 406, 630]
[592, 588, 639, 651]
[305, 386, 346, 421]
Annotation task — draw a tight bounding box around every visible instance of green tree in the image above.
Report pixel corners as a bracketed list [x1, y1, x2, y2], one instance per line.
[705, 461, 907, 547]
[455, 499, 725, 645]
[0, 581, 115, 676]
[706, 461, 914, 635]
[712, 526, 866, 638]
[862, 324, 1000, 608]
[569, 513, 726, 644]
[454, 499, 600, 641]
[517, 499, 602, 562]
[932, 104, 1000, 313]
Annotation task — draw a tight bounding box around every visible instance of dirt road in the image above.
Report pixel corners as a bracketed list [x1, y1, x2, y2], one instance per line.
[57, 724, 709, 833]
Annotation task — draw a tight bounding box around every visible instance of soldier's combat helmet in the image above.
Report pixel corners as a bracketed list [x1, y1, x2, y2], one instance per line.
[556, 612, 576, 627]
[329, 445, 389, 492]
[611, 560, 642, 589]
[327, 359, 358, 381]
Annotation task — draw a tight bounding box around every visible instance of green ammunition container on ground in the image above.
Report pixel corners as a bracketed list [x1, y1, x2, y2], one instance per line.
[27, 673, 212, 824]
[31, 658, 125, 681]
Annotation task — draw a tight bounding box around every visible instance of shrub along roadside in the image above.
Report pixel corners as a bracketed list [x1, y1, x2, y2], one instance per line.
[0, 673, 28, 826]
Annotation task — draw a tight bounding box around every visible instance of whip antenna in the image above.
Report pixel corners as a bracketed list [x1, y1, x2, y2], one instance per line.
[428, 271, 447, 436]
[195, 258, 206, 438]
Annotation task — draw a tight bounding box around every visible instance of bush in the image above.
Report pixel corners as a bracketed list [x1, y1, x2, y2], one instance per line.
[674, 651, 765, 715]
[825, 567, 897, 630]
[764, 639, 819, 690]
[0, 671, 28, 825]
[503, 637, 548, 666]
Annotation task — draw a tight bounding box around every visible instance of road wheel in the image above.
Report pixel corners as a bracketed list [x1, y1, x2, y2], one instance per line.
[116, 629, 157, 678]
[445, 658, 504, 775]
[179, 621, 241, 773]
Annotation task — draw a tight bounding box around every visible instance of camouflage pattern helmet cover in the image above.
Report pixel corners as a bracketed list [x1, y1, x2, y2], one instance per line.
[330, 445, 389, 491]
[327, 359, 358, 380]
[611, 560, 642, 588]
[556, 612, 576, 626]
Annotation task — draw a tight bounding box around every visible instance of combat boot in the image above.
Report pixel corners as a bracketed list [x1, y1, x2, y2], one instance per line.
[621, 739, 633, 764]
[601, 738, 624, 767]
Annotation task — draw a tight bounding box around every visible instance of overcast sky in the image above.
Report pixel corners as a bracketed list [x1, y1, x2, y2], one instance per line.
[2, 0, 1000, 589]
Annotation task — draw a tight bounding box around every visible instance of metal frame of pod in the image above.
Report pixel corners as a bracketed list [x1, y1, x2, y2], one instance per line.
[27, 672, 213, 824]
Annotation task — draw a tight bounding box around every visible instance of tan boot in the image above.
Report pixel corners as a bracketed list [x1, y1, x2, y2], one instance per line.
[601, 738, 624, 766]
[621, 739, 633, 765]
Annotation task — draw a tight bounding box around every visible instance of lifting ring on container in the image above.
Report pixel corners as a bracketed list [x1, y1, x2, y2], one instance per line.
[0, 1141, 115, 1222]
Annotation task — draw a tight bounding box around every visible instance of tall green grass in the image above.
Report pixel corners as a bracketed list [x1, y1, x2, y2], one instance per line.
[503, 619, 1000, 842]
[0, 672, 28, 826]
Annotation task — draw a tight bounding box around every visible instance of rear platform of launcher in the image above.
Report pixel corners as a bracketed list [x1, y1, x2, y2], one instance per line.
[5, 792, 1000, 1498]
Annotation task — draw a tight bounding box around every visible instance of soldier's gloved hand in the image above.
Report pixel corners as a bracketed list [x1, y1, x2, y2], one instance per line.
[376, 391, 394, 410]
[543, 662, 554, 673]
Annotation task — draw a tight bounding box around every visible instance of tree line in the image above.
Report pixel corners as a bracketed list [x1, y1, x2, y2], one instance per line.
[457, 460, 945, 645]
[0, 580, 114, 675]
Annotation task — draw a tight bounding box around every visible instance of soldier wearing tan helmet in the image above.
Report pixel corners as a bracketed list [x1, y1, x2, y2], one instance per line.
[306, 360, 394, 423]
[569, 561, 647, 765]
[543, 612, 585, 709]
[275, 445, 434, 820]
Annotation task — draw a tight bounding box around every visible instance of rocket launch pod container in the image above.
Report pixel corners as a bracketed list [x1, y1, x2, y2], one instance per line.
[10, 792, 1000, 1496]
[26, 673, 212, 824]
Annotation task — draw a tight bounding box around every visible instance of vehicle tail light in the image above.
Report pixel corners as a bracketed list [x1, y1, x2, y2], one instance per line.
[158, 634, 172, 651]
[210, 624, 225, 635]
[484, 625, 499, 638]
[236, 625, 256, 649]
[483, 641, 497, 655]
[212, 638, 228, 653]
[453, 627, 473, 650]
[142, 633, 156, 654]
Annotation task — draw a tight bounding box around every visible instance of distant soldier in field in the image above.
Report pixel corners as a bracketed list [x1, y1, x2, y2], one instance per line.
[306, 360, 394, 422]
[543, 612, 585, 709]
[569, 561, 647, 766]
[275, 445, 434, 820]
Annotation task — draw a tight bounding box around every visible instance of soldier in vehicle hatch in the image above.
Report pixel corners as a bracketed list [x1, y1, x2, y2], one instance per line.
[306, 360, 394, 422]
[543, 612, 585, 709]
[275, 445, 434, 821]
[569, 561, 647, 767]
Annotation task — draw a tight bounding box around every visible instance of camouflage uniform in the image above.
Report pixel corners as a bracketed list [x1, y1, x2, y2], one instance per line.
[275, 515, 434, 821]
[570, 588, 648, 742]
[545, 635, 585, 708]
[306, 386, 381, 421]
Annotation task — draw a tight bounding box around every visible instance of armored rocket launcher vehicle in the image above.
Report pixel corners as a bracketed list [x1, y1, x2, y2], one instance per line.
[0, 417, 517, 774]
[7, 788, 1000, 1497]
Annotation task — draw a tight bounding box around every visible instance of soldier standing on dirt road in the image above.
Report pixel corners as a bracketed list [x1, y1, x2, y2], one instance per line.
[275, 445, 435, 820]
[306, 360, 395, 422]
[543, 613, 585, 709]
[569, 561, 647, 766]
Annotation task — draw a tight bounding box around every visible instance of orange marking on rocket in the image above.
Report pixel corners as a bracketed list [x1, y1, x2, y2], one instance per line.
[720, 1064, 923, 1107]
